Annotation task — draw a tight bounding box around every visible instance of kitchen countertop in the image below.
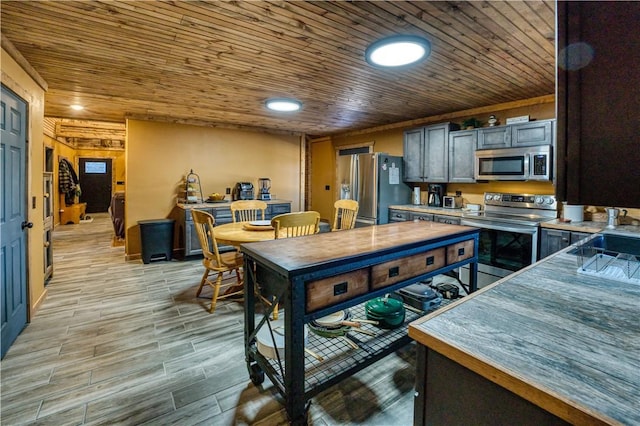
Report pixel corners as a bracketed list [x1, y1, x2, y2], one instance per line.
[389, 204, 465, 217]
[408, 234, 640, 425]
[543, 220, 640, 234]
[390, 204, 640, 235]
[541, 219, 607, 233]
[176, 199, 292, 209]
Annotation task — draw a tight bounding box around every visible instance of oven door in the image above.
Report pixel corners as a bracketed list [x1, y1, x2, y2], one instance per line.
[460, 218, 538, 287]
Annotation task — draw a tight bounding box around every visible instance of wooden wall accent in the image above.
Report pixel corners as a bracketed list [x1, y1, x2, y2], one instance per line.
[1, 1, 555, 137]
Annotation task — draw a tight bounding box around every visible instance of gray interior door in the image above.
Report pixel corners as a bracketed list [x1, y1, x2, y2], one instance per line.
[1, 85, 29, 359]
[79, 158, 112, 213]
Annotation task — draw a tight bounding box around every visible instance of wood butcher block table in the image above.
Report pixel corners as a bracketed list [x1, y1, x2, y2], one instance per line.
[240, 221, 480, 425]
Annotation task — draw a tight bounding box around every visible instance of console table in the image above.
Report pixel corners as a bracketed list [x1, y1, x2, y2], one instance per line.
[241, 221, 479, 424]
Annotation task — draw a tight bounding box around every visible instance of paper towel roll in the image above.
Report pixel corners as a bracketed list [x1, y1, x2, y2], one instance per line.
[413, 187, 421, 205]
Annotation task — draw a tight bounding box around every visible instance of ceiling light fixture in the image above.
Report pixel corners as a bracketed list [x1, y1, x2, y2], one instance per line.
[365, 35, 431, 68]
[70, 104, 84, 111]
[265, 98, 302, 112]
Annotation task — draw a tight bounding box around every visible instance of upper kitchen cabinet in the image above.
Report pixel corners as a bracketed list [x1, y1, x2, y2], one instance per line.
[448, 129, 477, 183]
[477, 119, 554, 150]
[477, 125, 510, 150]
[403, 122, 460, 183]
[403, 128, 425, 182]
[511, 120, 553, 148]
[557, 1, 640, 208]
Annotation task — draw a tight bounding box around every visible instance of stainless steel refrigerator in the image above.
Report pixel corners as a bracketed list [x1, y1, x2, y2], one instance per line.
[337, 152, 411, 226]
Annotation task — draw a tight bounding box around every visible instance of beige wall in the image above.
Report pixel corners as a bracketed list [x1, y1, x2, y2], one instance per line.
[309, 138, 335, 221]
[1, 46, 47, 315]
[125, 120, 303, 257]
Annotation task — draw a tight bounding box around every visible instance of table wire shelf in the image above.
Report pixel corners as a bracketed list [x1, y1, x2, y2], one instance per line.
[257, 298, 455, 393]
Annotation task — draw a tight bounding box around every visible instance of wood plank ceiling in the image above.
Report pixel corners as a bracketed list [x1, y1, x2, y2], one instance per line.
[1, 1, 555, 137]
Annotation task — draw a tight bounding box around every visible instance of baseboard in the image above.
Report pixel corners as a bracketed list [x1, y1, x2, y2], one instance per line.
[30, 287, 48, 319]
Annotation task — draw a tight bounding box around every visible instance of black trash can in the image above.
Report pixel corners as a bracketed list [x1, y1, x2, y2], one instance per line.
[138, 219, 175, 264]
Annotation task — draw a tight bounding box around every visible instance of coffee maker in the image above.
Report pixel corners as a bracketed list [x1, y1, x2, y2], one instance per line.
[427, 183, 446, 207]
[233, 182, 254, 200]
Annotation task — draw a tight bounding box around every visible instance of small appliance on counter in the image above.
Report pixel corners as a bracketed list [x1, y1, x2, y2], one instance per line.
[258, 177, 272, 200]
[443, 195, 463, 209]
[427, 183, 446, 207]
[233, 182, 254, 200]
[412, 187, 421, 205]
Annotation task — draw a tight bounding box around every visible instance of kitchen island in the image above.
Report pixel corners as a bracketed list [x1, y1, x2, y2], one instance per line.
[241, 221, 479, 425]
[409, 230, 640, 425]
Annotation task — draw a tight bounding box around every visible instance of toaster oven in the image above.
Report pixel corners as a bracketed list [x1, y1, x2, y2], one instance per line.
[443, 195, 462, 209]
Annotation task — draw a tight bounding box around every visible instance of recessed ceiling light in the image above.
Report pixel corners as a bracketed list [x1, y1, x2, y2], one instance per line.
[70, 104, 84, 111]
[365, 35, 431, 68]
[265, 98, 302, 112]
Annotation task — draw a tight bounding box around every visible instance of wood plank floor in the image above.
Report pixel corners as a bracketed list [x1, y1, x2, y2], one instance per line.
[1, 213, 422, 425]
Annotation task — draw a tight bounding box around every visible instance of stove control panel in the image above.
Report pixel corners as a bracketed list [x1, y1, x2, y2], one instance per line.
[484, 193, 557, 210]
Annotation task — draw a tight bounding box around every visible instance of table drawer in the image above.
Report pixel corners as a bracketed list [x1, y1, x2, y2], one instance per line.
[371, 248, 446, 290]
[447, 239, 474, 264]
[306, 268, 369, 313]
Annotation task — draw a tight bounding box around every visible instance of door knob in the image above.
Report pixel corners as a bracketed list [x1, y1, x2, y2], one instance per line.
[21, 221, 33, 230]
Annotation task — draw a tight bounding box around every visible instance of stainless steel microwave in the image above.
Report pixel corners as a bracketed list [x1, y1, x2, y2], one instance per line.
[475, 145, 552, 181]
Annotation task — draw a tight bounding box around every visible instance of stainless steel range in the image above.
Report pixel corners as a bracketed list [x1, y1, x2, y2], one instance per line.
[459, 192, 557, 288]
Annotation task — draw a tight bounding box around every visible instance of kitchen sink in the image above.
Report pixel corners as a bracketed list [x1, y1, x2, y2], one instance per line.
[569, 233, 640, 257]
[571, 233, 640, 282]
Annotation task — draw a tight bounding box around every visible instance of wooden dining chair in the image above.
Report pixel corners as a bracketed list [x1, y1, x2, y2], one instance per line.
[230, 200, 268, 222]
[268, 211, 321, 319]
[191, 209, 244, 313]
[331, 199, 359, 231]
[271, 211, 321, 239]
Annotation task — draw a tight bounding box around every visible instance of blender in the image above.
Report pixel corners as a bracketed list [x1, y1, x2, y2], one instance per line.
[258, 177, 272, 200]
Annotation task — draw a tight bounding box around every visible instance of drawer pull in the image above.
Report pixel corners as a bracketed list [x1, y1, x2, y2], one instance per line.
[388, 266, 399, 278]
[334, 281, 348, 296]
[458, 248, 465, 256]
[426, 255, 434, 266]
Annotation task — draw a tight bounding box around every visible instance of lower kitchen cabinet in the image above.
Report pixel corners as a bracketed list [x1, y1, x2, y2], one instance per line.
[266, 202, 291, 219]
[173, 201, 291, 257]
[389, 209, 410, 222]
[434, 214, 460, 225]
[411, 212, 434, 222]
[539, 228, 592, 259]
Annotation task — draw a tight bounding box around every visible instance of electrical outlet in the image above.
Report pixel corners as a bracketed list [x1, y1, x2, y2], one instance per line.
[325, 185, 330, 190]
[226, 187, 231, 194]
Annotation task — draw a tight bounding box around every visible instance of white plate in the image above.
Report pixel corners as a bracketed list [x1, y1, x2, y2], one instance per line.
[314, 310, 348, 326]
[249, 220, 271, 226]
